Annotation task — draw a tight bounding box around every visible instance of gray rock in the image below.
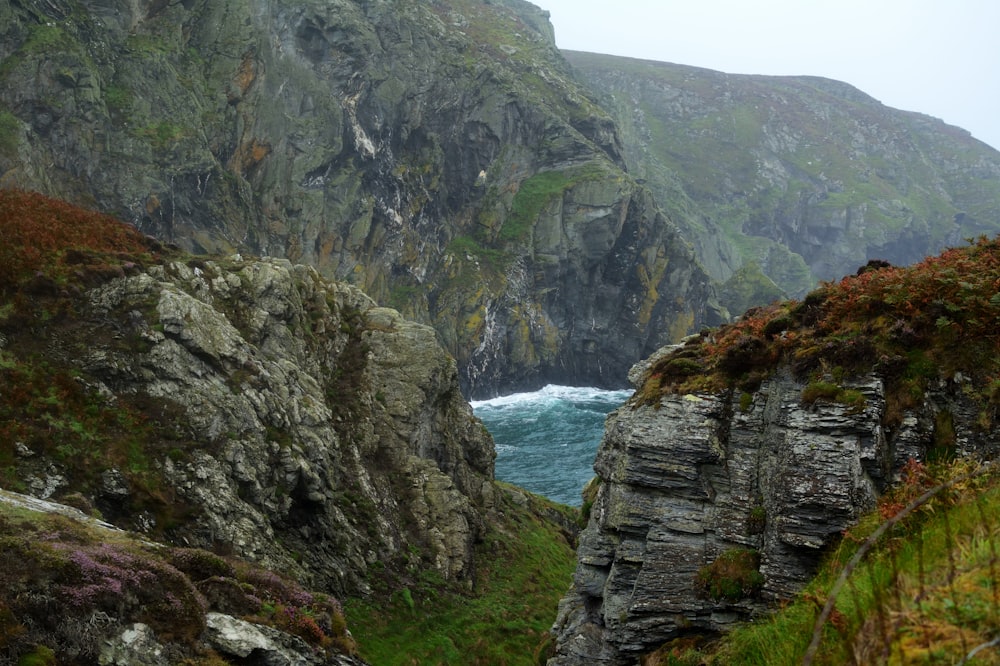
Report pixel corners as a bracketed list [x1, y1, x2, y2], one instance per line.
[549, 366, 998, 664]
[99, 623, 169, 666]
[205, 613, 314, 665]
[79, 257, 496, 595]
[100, 468, 131, 501]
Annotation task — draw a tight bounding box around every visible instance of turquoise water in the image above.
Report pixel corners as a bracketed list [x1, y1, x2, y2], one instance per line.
[471, 385, 632, 507]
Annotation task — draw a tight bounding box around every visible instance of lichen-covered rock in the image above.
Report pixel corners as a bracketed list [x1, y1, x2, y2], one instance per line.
[204, 613, 367, 666]
[99, 623, 170, 666]
[74, 256, 497, 595]
[548, 367, 997, 664]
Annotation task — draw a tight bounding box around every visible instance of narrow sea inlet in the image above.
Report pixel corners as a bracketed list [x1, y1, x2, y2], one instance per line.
[472, 385, 632, 506]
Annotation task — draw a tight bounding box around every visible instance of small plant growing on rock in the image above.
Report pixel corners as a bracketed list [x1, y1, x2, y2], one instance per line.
[695, 548, 764, 601]
[801, 381, 866, 412]
[748, 505, 766, 535]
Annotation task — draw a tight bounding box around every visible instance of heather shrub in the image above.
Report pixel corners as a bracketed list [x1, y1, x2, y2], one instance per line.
[0, 189, 154, 295]
[168, 548, 236, 581]
[52, 541, 208, 641]
[637, 236, 1000, 413]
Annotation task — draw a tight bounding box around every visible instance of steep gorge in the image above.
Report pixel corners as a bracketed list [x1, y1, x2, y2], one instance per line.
[2, 1, 1000, 662]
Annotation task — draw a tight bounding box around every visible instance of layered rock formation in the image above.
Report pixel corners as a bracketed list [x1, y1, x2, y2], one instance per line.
[548, 361, 999, 664]
[564, 51, 1000, 306]
[0, 0, 720, 397]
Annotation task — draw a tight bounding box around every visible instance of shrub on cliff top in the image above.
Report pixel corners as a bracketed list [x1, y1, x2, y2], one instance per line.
[638, 236, 1000, 418]
[0, 189, 156, 295]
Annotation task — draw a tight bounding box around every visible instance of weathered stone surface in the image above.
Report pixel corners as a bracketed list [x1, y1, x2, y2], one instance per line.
[204, 612, 370, 666]
[76, 256, 497, 596]
[549, 366, 997, 664]
[99, 623, 169, 666]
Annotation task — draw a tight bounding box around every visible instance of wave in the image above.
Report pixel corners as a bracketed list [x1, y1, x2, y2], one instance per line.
[470, 384, 632, 410]
[472, 385, 632, 506]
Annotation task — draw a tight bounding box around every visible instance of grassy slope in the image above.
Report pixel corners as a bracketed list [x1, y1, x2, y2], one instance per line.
[647, 460, 1000, 665]
[564, 51, 1000, 302]
[346, 485, 578, 666]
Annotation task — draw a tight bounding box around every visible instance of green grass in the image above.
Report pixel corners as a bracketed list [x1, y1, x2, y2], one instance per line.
[504, 170, 573, 242]
[646, 461, 1000, 665]
[346, 487, 578, 665]
[0, 110, 19, 157]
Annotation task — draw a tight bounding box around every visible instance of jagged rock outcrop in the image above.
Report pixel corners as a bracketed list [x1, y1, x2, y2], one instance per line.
[563, 51, 1000, 307]
[6, 247, 498, 596]
[0, 0, 721, 397]
[548, 366, 999, 664]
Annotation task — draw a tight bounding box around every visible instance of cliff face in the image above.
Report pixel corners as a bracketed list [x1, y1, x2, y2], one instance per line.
[563, 51, 1000, 308]
[5, 1, 999, 395]
[0, 0, 720, 397]
[0, 191, 497, 598]
[549, 369, 997, 664]
[549, 235, 1000, 663]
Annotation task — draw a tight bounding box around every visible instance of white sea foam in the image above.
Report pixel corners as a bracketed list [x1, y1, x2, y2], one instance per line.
[471, 384, 631, 410]
[472, 385, 632, 506]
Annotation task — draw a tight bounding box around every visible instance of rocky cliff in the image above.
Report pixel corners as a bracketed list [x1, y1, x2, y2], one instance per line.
[564, 51, 1000, 311]
[0, 0, 721, 397]
[0, 189, 497, 600]
[549, 238, 1000, 664]
[5, 1, 999, 396]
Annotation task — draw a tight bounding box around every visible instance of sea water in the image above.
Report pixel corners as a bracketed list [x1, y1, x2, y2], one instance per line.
[471, 385, 633, 506]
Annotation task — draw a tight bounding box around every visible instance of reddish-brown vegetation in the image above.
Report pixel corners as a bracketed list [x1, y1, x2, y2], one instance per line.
[0, 189, 155, 295]
[637, 236, 1000, 422]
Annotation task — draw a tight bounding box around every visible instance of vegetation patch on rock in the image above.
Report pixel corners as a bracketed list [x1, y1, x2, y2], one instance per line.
[636, 236, 1000, 429]
[694, 548, 765, 602]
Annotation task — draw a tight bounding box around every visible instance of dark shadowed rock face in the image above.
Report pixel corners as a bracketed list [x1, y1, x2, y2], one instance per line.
[0, 0, 721, 398]
[548, 366, 998, 665]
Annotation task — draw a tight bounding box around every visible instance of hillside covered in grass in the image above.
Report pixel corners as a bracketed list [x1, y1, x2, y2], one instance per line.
[565, 51, 1000, 311]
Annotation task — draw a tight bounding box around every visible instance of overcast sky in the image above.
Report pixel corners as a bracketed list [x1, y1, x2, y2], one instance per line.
[537, 0, 1000, 151]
